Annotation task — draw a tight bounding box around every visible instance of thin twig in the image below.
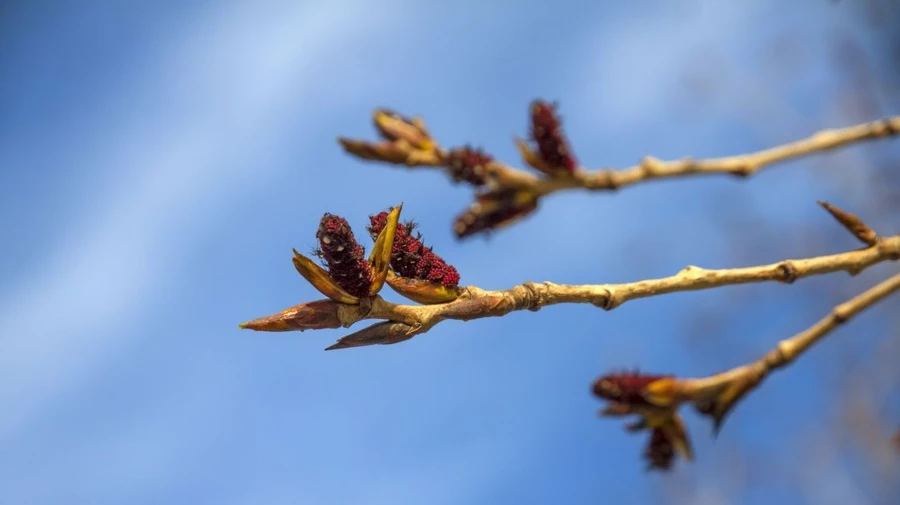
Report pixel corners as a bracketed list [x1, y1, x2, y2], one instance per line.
[323, 232, 900, 349]
[343, 114, 900, 197]
[679, 271, 900, 432]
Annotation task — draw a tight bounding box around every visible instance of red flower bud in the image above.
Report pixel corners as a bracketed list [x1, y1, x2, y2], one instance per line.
[592, 370, 676, 409]
[453, 188, 539, 239]
[368, 211, 460, 288]
[521, 100, 578, 175]
[445, 146, 493, 186]
[644, 427, 675, 471]
[315, 213, 374, 299]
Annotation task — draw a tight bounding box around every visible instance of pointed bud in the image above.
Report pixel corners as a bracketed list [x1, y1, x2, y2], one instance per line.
[338, 137, 409, 164]
[372, 109, 435, 151]
[367, 204, 403, 295]
[817, 201, 877, 246]
[692, 376, 757, 435]
[291, 249, 360, 305]
[453, 188, 539, 239]
[325, 321, 418, 350]
[239, 300, 344, 332]
[386, 274, 461, 304]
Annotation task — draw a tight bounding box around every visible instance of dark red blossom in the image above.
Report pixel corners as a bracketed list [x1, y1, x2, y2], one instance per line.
[445, 146, 493, 186]
[314, 213, 373, 298]
[592, 370, 674, 409]
[453, 188, 539, 239]
[644, 428, 675, 471]
[368, 212, 461, 288]
[529, 100, 577, 173]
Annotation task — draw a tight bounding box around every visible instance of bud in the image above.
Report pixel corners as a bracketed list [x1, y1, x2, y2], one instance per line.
[372, 109, 435, 151]
[367, 204, 402, 296]
[239, 299, 343, 332]
[445, 146, 493, 186]
[315, 213, 374, 299]
[592, 370, 677, 409]
[386, 274, 462, 304]
[516, 100, 578, 176]
[325, 321, 418, 350]
[453, 188, 539, 239]
[368, 210, 461, 304]
[338, 137, 409, 164]
[291, 249, 360, 305]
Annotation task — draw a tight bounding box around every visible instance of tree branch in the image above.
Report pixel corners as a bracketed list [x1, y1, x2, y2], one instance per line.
[324, 232, 899, 350]
[678, 270, 900, 433]
[340, 108, 900, 238]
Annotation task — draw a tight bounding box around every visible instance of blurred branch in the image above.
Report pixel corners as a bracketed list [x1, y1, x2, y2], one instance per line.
[339, 106, 900, 238]
[679, 271, 900, 433]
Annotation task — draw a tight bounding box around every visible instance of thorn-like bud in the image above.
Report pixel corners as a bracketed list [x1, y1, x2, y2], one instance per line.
[367, 204, 403, 296]
[692, 376, 758, 435]
[372, 109, 435, 151]
[445, 146, 493, 186]
[453, 188, 539, 239]
[325, 321, 418, 350]
[338, 137, 409, 164]
[386, 274, 462, 304]
[239, 300, 343, 332]
[517, 100, 578, 176]
[817, 201, 878, 246]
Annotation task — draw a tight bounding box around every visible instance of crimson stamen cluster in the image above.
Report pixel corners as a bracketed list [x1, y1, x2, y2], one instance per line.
[315, 213, 373, 298]
[530, 100, 577, 172]
[368, 211, 460, 287]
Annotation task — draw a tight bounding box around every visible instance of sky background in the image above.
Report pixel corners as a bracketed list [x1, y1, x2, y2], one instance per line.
[1, 1, 898, 504]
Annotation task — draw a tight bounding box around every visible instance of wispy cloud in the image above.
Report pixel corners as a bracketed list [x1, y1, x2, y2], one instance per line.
[0, 0, 395, 442]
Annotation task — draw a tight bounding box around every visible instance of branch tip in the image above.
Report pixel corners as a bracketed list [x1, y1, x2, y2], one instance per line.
[817, 201, 878, 246]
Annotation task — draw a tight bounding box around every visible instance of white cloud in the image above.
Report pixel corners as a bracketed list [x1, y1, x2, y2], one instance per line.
[0, 0, 396, 442]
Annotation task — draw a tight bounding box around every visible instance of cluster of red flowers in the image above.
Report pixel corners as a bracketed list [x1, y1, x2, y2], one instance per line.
[368, 211, 461, 288]
[314, 213, 374, 299]
[445, 146, 493, 186]
[593, 370, 688, 471]
[529, 100, 577, 173]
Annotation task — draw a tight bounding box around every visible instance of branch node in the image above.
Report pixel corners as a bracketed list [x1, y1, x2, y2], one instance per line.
[731, 161, 755, 178]
[592, 288, 618, 310]
[776, 261, 800, 284]
[879, 117, 900, 136]
[522, 281, 545, 312]
[640, 156, 662, 175]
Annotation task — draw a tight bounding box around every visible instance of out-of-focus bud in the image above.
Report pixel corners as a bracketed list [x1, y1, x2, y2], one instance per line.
[516, 100, 578, 176]
[445, 145, 493, 186]
[325, 321, 418, 350]
[239, 300, 344, 332]
[592, 371, 677, 409]
[337, 138, 409, 164]
[372, 109, 435, 151]
[453, 188, 539, 239]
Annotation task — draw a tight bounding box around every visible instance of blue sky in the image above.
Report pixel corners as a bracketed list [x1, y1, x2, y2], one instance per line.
[1, 1, 898, 504]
